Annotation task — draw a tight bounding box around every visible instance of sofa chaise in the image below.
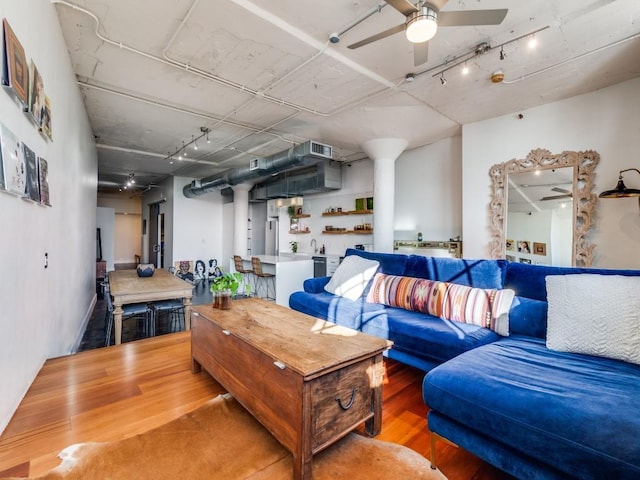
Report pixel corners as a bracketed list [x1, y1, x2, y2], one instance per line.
[289, 248, 640, 480]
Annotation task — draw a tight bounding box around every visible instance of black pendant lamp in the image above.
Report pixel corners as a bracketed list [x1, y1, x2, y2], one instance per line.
[599, 168, 640, 198]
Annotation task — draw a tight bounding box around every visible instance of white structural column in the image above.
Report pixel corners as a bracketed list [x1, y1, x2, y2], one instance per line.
[232, 183, 253, 256]
[361, 138, 408, 253]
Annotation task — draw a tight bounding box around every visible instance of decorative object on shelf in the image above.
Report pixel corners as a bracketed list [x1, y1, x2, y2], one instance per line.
[290, 240, 298, 253]
[136, 264, 155, 277]
[355, 198, 365, 211]
[288, 205, 296, 217]
[210, 272, 250, 309]
[417, 232, 423, 241]
[366, 197, 374, 210]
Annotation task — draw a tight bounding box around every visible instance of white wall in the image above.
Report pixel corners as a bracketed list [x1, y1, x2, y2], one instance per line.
[395, 136, 462, 242]
[96, 207, 115, 271]
[0, 0, 97, 434]
[172, 177, 224, 269]
[462, 77, 640, 268]
[114, 213, 142, 264]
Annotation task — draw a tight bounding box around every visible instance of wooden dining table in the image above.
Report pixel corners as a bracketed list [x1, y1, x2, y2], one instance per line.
[108, 268, 194, 345]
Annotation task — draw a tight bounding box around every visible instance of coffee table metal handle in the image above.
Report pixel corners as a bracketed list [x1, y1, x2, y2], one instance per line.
[222, 330, 231, 336]
[274, 360, 286, 370]
[336, 388, 358, 410]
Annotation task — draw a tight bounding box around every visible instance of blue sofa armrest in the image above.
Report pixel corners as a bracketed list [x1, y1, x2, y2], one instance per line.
[303, 276, 331, 293]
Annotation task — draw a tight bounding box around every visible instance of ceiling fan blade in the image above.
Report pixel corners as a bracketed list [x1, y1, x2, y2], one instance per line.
[385, 0, 419, 17]
[438, 9, 508, 27]
[348, 23, 406, 49]
[551, 187, 571, 194]
[540, 194, 572, 201]
[413, 41, 429, 66]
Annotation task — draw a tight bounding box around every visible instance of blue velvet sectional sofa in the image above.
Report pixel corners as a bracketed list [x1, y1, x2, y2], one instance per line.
[289, 248, 640, 480]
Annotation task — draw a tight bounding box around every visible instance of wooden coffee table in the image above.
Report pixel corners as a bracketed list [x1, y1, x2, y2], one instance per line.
[190, 298, 392, 480]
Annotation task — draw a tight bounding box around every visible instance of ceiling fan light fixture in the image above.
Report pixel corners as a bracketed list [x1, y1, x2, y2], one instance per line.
[406, 6, 438, 44]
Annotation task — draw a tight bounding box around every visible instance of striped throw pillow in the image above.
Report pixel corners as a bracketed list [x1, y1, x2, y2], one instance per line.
[366, 273, 514, 336]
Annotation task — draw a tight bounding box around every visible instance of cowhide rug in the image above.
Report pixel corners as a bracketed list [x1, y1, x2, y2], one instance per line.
[5, 394, 447, 479]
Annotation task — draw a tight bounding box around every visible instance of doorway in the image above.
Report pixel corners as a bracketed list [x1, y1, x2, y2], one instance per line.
[148, 204, 165, 268]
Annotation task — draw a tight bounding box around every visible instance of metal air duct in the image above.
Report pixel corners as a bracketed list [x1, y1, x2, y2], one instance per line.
[183, 141, 332, 198]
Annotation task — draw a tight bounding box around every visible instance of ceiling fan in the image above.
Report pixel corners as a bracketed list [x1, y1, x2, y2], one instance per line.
[347, 0, 508, 66]
[540, 187, 573, 202]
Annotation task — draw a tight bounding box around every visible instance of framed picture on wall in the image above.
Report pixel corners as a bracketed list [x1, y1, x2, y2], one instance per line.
[2, 19, 28, 106]
[533, 242, 547, 256]
[506, 238, 515, 251]
[517, 240, 531, 254]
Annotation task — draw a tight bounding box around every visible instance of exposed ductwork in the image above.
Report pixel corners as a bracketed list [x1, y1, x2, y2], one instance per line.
[183, 141, 334, 198]
[249, 160, 342, 201]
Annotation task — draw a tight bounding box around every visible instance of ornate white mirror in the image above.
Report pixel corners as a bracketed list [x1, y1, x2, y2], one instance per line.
[489, 149, 600, 267]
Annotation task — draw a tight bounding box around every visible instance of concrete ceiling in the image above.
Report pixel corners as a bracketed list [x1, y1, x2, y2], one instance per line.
[52, 0, 640, 194]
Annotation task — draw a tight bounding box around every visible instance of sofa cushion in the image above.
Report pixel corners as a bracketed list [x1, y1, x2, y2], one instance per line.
[504, 262, 640, 301]
[546, 274, 640, 365]
[419, 257, 507, 289]
[289, 290, 385, 330]
[424, 337, 640, 480]
[358, 307, 499, 366]
[365, 273, 417, 310]
[324, 255, 379, 300]
[507, 296, 547, 338]
[366, 273, 513, 336]
[344, 248, 408, 276]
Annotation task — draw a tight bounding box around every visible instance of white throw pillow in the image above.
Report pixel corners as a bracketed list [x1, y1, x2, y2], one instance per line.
[324, 255, 380, 301]
[546, 274, 640, 365]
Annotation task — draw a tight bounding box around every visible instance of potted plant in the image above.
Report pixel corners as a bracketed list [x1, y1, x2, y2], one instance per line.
[210, 272, 251, 309]
[290, 240, 298, 253]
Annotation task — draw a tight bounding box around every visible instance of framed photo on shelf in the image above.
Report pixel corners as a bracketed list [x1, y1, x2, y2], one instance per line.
[0, 122, 26, 196]
[40, 94, 52, 140]
[28, 60, 45, 127]
[38, 156, 50, 206]
[2, 19, 28, 106]
[533, 242, 547, 256]
[506, 238, 515, 251]
[519, 258, 532, 264]
[505, 254, 516, 262]
[23, 142, 39, 201]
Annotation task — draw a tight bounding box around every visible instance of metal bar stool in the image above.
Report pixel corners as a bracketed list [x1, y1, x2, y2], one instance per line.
[234, 255, 254, 294]
[251, 256, 275, 300]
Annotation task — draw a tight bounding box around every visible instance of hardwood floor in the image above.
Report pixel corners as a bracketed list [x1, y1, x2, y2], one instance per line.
[0, 331, 512, 479]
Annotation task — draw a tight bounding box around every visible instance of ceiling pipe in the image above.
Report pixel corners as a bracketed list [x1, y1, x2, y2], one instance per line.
[183, 141, 332, 198]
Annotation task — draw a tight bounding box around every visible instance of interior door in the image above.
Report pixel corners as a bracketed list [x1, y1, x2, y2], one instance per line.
[148, 204, 159, 267]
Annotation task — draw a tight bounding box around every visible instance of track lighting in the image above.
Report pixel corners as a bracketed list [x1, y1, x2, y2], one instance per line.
[440, 73, 446, 86]
[461, 63, 469, 75]
[164, 127, 212, 164]
[528, 36, 538, 49]
[499, 46, 506, 60]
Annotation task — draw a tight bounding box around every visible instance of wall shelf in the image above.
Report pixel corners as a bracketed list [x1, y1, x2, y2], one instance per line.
[322, 230, 373, 235]
[289, 230, 311, 234]
[291, 213, 311, 219]
[322, 210, 373, 217]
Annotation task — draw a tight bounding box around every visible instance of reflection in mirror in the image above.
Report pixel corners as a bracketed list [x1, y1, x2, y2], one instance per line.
[489, 149, 600, 267]
[506, 168, 574, 266]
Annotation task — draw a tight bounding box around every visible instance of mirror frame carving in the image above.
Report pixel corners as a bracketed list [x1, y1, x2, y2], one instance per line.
[489, 148, 600, 267]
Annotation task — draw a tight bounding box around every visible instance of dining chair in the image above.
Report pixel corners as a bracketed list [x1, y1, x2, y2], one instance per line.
[234, 255, 254, 292]
[150, 299, 185, 333]
[251, 256, 275, 300]
[104, 286, 154, 346]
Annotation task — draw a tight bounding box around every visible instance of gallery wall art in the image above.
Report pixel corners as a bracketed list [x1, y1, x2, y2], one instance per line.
[1, 17, 54, 207]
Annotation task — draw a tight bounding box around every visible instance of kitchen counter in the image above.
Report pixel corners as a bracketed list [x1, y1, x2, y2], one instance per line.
[231, 255, 313, 307]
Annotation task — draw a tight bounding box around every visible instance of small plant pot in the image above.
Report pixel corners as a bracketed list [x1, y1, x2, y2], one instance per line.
[218, 290, 232, 310]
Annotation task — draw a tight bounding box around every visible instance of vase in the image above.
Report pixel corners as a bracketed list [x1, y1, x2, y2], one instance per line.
[218, 289, 232, 310]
